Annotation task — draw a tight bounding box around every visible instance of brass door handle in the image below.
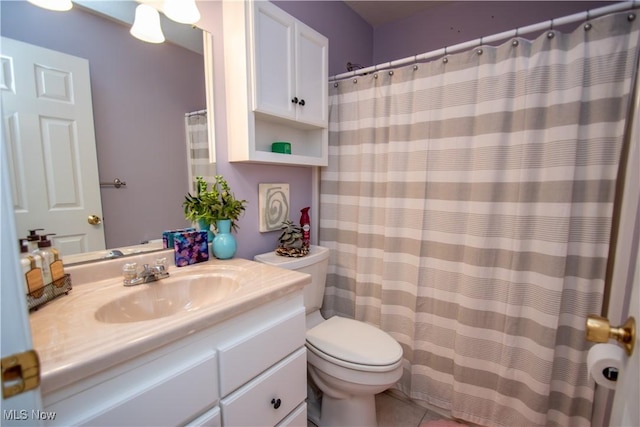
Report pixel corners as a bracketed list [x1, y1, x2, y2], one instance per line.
[586, 315, 635, 356]
[88, 215, 102, 225]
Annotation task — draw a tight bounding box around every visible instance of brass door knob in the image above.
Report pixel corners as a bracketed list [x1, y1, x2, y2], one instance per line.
[87, 215, 102, 225]
[586, 315, 635, 356]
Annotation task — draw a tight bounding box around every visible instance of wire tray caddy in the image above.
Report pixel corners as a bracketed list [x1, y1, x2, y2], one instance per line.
[27, 274, 72, 311]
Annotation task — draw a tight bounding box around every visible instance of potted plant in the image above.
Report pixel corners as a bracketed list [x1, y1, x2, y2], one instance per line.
[275, 219, 309, 257]
[184, 176, 247, 229]
[183, 176, 247, 259]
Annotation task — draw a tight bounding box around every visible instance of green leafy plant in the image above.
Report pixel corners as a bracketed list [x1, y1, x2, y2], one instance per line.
[183, 176, 247, 232]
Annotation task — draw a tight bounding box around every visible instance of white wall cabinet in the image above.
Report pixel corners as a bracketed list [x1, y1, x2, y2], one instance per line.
[42, 293, 306, 427]
[252, 1, 327, 127]
[223, 0, 328, 166]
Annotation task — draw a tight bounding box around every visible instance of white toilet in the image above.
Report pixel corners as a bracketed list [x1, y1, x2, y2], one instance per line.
[255, 245, 403, 427]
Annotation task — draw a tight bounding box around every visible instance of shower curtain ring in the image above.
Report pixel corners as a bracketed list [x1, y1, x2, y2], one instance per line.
[584, 10, 593, 30]
[476, 38, 484, 55]
[547, 19, 555, 39]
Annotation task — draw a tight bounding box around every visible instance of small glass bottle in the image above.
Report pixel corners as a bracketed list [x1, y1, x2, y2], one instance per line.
[33, 234, 63, 285]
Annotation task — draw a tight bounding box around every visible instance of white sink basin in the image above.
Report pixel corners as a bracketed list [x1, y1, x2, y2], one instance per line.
[95, 271, 242, 323]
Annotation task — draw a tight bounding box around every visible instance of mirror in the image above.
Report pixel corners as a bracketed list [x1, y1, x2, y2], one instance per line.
[1, 1, 215, 264]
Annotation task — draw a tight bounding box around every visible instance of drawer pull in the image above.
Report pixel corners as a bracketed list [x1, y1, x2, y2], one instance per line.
[271, 398, 282, 409]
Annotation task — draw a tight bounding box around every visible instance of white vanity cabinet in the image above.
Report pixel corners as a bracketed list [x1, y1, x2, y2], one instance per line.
[41, 292, 307, 427]
[223, 0, 328, 166]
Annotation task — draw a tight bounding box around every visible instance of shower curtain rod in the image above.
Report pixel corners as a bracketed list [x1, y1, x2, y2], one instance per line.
[185, 109, 207, 117]
[330, 0, 639, 81]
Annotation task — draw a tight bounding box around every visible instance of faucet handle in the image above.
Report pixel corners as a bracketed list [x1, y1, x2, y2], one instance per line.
[154, 257, 168, 271]
[122, 263, 138, 285]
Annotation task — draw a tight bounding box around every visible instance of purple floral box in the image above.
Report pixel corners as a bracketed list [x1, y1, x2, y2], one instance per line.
[163, 227, 195, 249]
[173, 231, 209, 267]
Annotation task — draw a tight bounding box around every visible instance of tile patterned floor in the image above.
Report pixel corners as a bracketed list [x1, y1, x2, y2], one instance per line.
[308, 390, 448, 427]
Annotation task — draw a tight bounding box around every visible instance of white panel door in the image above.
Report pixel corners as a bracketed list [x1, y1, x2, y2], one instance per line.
[294, 23, 327, 127]
[609, 247, 639, 426]
[608, 70, 640, 427]
[0, 114, 44, 425]
[252, 1, 295, 119]
[1, 37, 105, 255]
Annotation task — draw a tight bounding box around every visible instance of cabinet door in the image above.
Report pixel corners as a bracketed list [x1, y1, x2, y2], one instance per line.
[294, 23, 328, 126]
[252, 1, 295, 119]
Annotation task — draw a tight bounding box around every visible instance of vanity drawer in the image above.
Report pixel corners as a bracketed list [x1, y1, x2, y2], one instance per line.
[45, 343, 218, 426]
[220, 347, 306, 427]
[217, 306, 305, 395]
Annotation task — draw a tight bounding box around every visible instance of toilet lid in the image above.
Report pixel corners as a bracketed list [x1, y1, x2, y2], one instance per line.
[306, 316, 403, 366]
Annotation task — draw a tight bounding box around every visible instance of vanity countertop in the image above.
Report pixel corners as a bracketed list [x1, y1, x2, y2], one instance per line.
[29, 257, 310, 395]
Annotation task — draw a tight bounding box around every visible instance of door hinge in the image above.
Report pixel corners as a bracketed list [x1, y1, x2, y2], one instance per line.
[2, 350, 40, 399]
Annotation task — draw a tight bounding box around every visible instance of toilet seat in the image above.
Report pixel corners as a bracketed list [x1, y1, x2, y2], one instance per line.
[306, 316, 403, 372]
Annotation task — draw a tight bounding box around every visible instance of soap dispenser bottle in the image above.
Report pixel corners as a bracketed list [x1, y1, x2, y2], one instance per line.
[26, 228, 44, 252]
[34, 234, 64, 285]
[20, 239, 45, 298]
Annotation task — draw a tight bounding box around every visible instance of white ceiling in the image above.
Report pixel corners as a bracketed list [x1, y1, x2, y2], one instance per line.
[344, 1, 448, 27]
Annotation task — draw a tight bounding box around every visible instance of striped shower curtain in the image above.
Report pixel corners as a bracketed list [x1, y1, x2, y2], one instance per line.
[185, 111, 215, 191]
[320, 11, 639, 427]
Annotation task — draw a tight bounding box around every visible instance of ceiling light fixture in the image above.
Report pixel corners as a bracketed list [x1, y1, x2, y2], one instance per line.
[130, 4, 165, 44]
[163, 0, 201, 25]
[26, 0, 73, 12]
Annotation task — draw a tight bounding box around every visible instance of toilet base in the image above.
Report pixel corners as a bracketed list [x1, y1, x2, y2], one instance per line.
[319, 393, 377, 427]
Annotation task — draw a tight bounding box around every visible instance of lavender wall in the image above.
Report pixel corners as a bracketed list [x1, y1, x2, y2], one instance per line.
[3, 1, 615, 261]
[1, 2, 204, 248]
[272, 0, 373, 77]
[372, 1, 616, 65]
[196, 1, 370, 259]
[196, 0, 614, 260]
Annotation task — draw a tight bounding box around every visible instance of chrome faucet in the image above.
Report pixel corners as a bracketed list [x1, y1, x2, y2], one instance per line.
[105, 249, 125, 259]
[122, 259, 170, 286]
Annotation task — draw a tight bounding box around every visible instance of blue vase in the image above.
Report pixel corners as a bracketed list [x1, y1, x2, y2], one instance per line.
[213, 219, 237, 259]
[197, 218, 214, 243]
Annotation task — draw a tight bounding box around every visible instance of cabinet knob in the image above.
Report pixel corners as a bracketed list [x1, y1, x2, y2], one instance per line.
[291, 97, 299, 104]
[298, 99, 305, 106]
[271, 398, 282, 409]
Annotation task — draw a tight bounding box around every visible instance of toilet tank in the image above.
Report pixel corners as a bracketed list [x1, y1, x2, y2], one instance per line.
[254, 245, 330, 314]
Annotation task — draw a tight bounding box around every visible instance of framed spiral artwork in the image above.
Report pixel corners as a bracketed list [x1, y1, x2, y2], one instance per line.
[259, 183, 290, 232]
